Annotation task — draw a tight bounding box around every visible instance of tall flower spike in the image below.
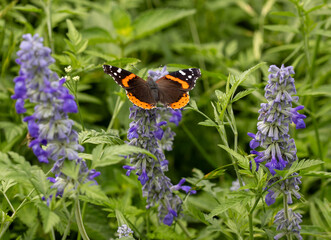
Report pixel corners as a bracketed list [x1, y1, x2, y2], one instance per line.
[12, 34, 100, 194]
[124, 67, 194, 226]
[248, 64, 306, 174]
[248, 65, 305, 239]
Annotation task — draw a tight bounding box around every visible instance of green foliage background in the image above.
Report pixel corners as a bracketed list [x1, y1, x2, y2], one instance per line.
[0, 0, 330, 239]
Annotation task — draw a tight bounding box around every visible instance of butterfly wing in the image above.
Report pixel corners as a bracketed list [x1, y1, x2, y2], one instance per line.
[156, 68, 201, 109]
[103, 65, 157, 109]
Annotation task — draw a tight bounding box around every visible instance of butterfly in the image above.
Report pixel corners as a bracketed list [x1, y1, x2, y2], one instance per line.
[103, 65, 201, 109]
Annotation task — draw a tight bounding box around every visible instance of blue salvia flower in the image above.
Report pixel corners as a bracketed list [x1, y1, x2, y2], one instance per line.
[248, 65, 305, 239]
[12, 34, 99, 194]
[124, 67, 194, 226]
[117, 224, 134, 238]
[248, 65, 306, 174]
[265, 173, 302, 206]
[274, 208, 303, 240]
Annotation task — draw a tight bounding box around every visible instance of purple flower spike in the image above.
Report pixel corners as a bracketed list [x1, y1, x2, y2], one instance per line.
[249, 64, 305, 172]
[248, 64, 304, 239]
[124, 67, 193, 225]
[12, 34, 100, 198]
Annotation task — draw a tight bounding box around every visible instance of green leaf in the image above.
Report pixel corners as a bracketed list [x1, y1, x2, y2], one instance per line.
[80, 182, 109, 204]
[104, 58, 141, 68]
[276, 159, 324, 178]
[198, 119, 217, 127]
[36, 203, 60, 233]
[188, 99, 198, 110]
[270, 11, 296, 17]
[133, 9, 196, 39]
[92, 145, 157, 168]
[203, 167, 226, 180]
[313, 29, 331, 38]
[231, 89, 255, 103]
[218, 145, 249, 170]
[310, 199, 331, 232]
[231, 62, 266, 88]
[111, 6, 132, 38]
[184, 202, 209, 225]
[66, 19, 88, 54]
[301, 171, 331, 178]
[297, 85, 331, 97]
[264, 25, 299, 33]
[79, 129, 122, 145]
[66, 19, 81, 45]
[30, 169, 50, 195]
[79, 153, 93, 161]
[14, 4, 42, 13]
[0, 179, 16, 193]
[61, 160, 80, 180]
[207, 192, 254, 219]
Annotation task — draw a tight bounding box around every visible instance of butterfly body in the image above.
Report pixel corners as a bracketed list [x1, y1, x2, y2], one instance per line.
[103, 65, 201, 110]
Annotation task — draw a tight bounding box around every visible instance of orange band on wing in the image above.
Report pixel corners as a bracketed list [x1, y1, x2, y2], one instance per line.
[165, 75, 190, 89]
[122, 74, 136, 87]
[127, 92, 156, 109]
[170, 93, 190, 109]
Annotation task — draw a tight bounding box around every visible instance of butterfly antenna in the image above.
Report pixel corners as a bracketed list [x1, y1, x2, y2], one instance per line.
[130, 64, 140, 71]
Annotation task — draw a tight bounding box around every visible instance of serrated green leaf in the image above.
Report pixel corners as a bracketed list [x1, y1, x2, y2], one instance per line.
[185, 202, 209, 225]
[207, 193, 253, 219]
[92, 145, 156, 168]
[232, 89, 255, 102]
[218, 145, 249, 169]
[66, 19, 81, 45]
[133, 9, 196, 39]
[264, 25, 299, 33]
[80, 182, 109, 203]
[79, 129, 122, 145]
[215, 90, 226, 101]
[0, 179, 16, 193]
[275, 159, 323, 178]
[76, 39, 89, 54]
[36, 203, 60, 233]
[30, 169, 50, 195]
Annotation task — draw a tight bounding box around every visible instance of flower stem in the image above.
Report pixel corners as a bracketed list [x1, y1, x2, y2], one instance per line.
[177, 220, 192, 239]
[107, 96, 124, 131]
[74, 81, 85, 131]
[44, 0, 54, 52]
[62, 200, 76, 240]
[75, 197, 90, 240]
[249, 195, 262, 240]
[283, 195, 292, 240]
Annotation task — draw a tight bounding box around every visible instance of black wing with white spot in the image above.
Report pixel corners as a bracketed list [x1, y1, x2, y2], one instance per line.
[165, 68, 201, 91]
